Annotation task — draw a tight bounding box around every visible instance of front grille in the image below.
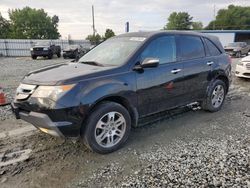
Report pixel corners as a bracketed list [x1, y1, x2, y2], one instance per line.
[16, 84, 37, 100]
[243, 73, 250, 77]
[225, 49, 233, 52]
[246, 63, 250, 70]
[34, 48, 44, 51]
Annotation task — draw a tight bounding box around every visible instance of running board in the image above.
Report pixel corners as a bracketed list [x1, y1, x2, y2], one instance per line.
[186, 102, 201, 111]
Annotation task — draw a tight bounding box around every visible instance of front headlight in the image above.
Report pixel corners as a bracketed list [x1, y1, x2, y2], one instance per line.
[32, 84, 75, 101]
[43, 47, 48, 50]
[30, 48, 33, 51]
[237, 62, 244, 66]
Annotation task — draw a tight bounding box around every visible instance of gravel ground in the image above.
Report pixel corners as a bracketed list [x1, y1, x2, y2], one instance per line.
[121, 137, 250, 188]
[0, 57, 249, 188]
[76, 137, 250, 188]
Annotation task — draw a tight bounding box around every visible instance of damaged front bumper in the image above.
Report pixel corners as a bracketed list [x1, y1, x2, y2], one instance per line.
[11, 102, 83, 138]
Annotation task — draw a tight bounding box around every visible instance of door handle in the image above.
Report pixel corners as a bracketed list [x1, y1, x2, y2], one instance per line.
[171, 69, 182, 74]
[207, 61, 214, 66]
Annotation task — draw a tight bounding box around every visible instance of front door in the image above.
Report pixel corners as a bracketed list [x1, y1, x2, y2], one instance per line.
[135, 35, 185, 117]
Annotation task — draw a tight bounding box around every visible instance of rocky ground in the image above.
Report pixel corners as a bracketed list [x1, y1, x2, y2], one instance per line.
[0, 57, 249, 188]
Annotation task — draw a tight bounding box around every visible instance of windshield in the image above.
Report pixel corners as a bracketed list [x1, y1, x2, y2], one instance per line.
[79, 37, 144, 66]
[35, 41, 50, 46]
[228, 43, 241, 47]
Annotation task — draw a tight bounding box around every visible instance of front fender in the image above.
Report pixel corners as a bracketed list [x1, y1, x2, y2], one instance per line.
[79, 80, 133, 105]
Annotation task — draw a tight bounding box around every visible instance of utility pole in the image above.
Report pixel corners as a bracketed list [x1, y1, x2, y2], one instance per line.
[125, 22, 129, 33]
[213, 4, 216, 30]
[92, 5, 96, 36]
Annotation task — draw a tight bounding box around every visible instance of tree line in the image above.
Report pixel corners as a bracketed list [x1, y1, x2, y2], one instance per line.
[0, 7, 60, 39]
[1, 5, 250, 41]
[164, 5, 250, 30]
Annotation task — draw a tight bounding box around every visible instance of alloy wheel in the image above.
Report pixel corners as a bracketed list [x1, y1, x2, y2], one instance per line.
[211, 85, 225, 108]
[94, 111, 126, 148]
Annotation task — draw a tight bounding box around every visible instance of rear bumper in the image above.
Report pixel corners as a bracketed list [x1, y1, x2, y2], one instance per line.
[11, 102, 82, 138]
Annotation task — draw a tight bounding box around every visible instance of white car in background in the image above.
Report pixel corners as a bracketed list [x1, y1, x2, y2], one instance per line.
[235, 56, 250, 78]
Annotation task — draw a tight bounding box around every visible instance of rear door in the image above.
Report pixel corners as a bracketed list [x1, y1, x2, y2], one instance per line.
[177, 35, 211, 101]
[135, 35, 185, 117]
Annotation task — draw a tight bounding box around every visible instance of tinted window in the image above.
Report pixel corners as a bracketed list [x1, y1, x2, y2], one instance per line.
[140, 36, 176, 64]
[178, 36, 205, 60]
[205, 38, 221, 56]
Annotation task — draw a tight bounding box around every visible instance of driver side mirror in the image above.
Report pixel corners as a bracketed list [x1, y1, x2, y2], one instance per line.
[133, 58, 159, 71]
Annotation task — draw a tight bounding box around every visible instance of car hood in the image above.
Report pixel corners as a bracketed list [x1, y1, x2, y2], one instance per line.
[22, 62, 114, 85]
[224, 46, 240, 50]
[241, 55, 250, 62]
[63, 49, 76, 52]
[33, 46, 50, 48]
[63, 47, 77, 51]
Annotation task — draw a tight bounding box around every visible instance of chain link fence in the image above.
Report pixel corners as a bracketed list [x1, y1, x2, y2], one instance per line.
[0, 39, 91, 57]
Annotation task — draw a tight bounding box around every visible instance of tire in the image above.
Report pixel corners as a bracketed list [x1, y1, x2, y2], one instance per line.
[202, 79, 227, 112]
[236, 51, 241, 58]
[48, 54, 53, 59]
[31, 55, 37, 60]
[81, 102, 131, 154]
[57, 52, 61, 58]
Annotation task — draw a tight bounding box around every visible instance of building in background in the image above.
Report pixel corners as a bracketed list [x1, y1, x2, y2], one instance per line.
[200, 30, 250, 46]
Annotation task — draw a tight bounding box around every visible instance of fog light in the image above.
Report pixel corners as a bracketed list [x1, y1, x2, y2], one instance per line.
[235, 71, 239, 74]
[39, 128, 60, 137]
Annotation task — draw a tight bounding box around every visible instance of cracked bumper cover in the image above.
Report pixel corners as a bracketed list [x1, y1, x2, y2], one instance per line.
[19, 111, 66, 137]
[11, 102, 82, 138]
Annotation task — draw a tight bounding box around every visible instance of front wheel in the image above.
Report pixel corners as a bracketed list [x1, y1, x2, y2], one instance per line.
[57, 52, 61, 58]
[202, 79, 226, 112]
[236, 51, 241, 58]
[48, 54, 53, 59]
[81, 102, 131, 154]
[31, 55, 37, 60]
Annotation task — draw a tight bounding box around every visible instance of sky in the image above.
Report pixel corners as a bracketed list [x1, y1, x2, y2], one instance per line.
[0, 0, 250, 39]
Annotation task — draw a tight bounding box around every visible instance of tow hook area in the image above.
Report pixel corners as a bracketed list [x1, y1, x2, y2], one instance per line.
[187, 102, 201, 111]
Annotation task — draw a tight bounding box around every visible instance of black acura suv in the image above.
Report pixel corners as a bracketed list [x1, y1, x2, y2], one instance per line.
[12, 31, 231, 153]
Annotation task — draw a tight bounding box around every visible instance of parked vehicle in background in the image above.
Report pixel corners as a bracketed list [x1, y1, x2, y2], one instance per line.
[235, 55, 250, 78]
[63, 45, 87, 59]
[30, 41, 61, 59]
[12, 31, 231, 154]
[224, 42, 250, 58]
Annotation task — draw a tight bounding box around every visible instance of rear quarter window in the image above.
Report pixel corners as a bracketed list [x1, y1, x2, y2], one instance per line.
[204, 38, 221, 56]
[178, 35, 205, 60]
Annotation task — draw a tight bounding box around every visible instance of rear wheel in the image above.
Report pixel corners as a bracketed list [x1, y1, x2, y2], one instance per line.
[81, 102, 131, 154]
[31, 55, 37, 60]
[202, 79, 226, 112]
[48, 54, 53, 59]
[236, 51, 241, 58]
[57, 52, 61, 58]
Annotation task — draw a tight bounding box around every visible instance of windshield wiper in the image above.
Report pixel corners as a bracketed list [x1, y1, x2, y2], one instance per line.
[79, 61, 104, 67]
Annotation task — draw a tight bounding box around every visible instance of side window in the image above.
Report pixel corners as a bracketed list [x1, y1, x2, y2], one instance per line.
[178, 36, 205, 60]
[140, 36, 176, 64]
[205, 38, 221, 56]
